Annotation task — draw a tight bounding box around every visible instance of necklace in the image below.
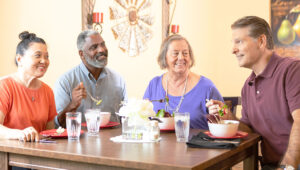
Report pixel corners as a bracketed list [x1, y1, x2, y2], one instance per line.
[165, 73, 188, 113]
[12, 74, 37, 102]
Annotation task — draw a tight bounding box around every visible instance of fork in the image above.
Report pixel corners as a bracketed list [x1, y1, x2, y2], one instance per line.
[150, 99, 165, 103]
[149, 117, 163, 123]
[202, 137, 239, 144]
[206, 99, 222, 124]
[39, 136, 56, 143]
[86, 90, 102, 105]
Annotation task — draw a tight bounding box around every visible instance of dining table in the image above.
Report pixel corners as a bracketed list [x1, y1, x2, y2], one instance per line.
[0, 127, 260, 170]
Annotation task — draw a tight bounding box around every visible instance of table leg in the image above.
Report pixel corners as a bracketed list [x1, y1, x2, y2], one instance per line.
[0, 152, 9, 170]
[244, 143, 258, 170]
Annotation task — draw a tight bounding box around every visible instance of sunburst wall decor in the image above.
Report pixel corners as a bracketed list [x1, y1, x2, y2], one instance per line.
[110, 0, 154, 57]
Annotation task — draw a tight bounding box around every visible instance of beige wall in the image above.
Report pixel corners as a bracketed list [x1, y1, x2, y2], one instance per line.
[0, 0, 269, 98]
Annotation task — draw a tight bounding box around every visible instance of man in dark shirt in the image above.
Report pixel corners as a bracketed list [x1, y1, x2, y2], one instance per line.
[207, 16, 300, 170]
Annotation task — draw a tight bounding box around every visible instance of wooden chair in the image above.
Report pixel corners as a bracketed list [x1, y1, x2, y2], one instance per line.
[223, 96, 241, 116]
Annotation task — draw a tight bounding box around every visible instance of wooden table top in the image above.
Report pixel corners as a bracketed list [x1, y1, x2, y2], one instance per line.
[0, 128, 260, 170]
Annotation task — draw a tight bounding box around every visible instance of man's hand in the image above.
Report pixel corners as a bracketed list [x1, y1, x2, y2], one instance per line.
[70, 82, 86, 110]
[57, 82, 87, 128]
[281, 109, 300, 168]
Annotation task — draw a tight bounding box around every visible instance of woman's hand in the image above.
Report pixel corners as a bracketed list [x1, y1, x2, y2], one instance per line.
[17, 127, 40, 142]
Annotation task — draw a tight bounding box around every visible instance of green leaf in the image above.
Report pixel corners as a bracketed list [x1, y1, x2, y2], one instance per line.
[156, 109, 165, 118]
[218, 110, 224, 116]
[218, 104, 228, 117]
[165, 96, 169, 103]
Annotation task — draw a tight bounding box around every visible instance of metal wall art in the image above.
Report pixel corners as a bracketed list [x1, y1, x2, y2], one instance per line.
[82, 0, 171, 57]
[109, 0, 154, 57]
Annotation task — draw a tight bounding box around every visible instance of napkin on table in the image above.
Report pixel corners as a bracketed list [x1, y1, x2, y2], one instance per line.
[110, 135, 161, 143]
[186, 132, 241, 149]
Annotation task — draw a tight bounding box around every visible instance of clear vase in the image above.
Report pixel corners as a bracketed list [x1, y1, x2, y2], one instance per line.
[121, 116, 147, 140]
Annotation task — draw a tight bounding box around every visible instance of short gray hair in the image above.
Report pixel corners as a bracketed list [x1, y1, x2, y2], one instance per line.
[157, 34, 195, 69]
[77, 30, 99, 50]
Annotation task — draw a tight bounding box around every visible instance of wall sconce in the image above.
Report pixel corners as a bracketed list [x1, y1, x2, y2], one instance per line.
[168, 0, 180, 35]
[171, 25, 179, 34]
[93, 12, 103, 34]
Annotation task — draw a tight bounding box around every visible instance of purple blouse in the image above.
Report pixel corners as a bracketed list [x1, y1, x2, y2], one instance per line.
[143, 75, 223, 129]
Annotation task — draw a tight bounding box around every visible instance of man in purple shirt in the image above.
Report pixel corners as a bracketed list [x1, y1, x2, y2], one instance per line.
[207, 16, 300, 169]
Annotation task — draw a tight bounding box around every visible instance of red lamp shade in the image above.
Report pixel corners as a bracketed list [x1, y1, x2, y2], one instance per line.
[171, 25, 179, 34]
[93, 12, 103, 23]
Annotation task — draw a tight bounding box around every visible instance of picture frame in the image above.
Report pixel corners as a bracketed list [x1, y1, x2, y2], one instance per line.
[271, 0, 300, 57]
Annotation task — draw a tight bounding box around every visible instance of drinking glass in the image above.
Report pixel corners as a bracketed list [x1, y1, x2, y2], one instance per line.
[174, 112, 190, 142]
[85, 109, 101, 136]
[66, 112, 82, 141]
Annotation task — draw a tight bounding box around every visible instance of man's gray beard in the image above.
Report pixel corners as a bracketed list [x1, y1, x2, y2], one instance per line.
[85, 55, 107, 68]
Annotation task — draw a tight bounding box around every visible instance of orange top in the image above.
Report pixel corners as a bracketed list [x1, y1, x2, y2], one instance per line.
[0, 77, 57, 132]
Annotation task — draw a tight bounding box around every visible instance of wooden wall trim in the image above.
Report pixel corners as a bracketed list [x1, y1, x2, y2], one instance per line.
[81, 0, 95, 30]
[162, 0, 170, 41]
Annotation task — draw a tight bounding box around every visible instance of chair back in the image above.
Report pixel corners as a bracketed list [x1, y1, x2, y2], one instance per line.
[223, 96, 241, 115]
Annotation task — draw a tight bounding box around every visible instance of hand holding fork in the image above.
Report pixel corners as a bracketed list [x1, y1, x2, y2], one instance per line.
[71, 82, 102, 110]
[86, 90, 102, 105]
[206, 99, 222, 124]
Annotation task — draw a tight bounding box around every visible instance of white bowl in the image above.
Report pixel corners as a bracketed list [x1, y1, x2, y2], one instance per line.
[158, 117, 175, 130]
[100, 112, 111, 126]
[208, 120, 239, 137]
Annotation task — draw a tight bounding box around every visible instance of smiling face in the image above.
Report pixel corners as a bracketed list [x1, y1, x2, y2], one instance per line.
[17, 42, 49, 78]
[166, 40, 191, 74]
[81, 34, 108, 69]
[232, 27, 262, 69]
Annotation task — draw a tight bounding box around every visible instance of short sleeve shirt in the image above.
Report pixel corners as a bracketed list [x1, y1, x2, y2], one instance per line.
[240, 53, 300, 164]
[0, 77, 57, 132]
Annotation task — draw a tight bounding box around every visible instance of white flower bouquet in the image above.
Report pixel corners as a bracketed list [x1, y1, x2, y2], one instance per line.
[118, 98, 156, 140]
[118, 98, 155, 122]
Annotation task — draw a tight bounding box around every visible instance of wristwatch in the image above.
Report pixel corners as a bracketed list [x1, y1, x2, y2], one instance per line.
[279, 164, 295, 170]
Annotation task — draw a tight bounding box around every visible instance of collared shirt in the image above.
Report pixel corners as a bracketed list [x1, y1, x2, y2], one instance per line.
[240, 53, 300, 164]
[54, 63, 127, 124]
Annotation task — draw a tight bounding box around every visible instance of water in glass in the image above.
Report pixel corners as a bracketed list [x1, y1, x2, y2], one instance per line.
[174, 112, 190, 142]
[85, 109, 101, 136]
[66, 112, 82, 141]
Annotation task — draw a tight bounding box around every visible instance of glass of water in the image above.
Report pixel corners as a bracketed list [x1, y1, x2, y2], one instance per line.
[66, 112, 82, 141]
[174, 112, 190, 142]
[84, 109, 101, 136]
